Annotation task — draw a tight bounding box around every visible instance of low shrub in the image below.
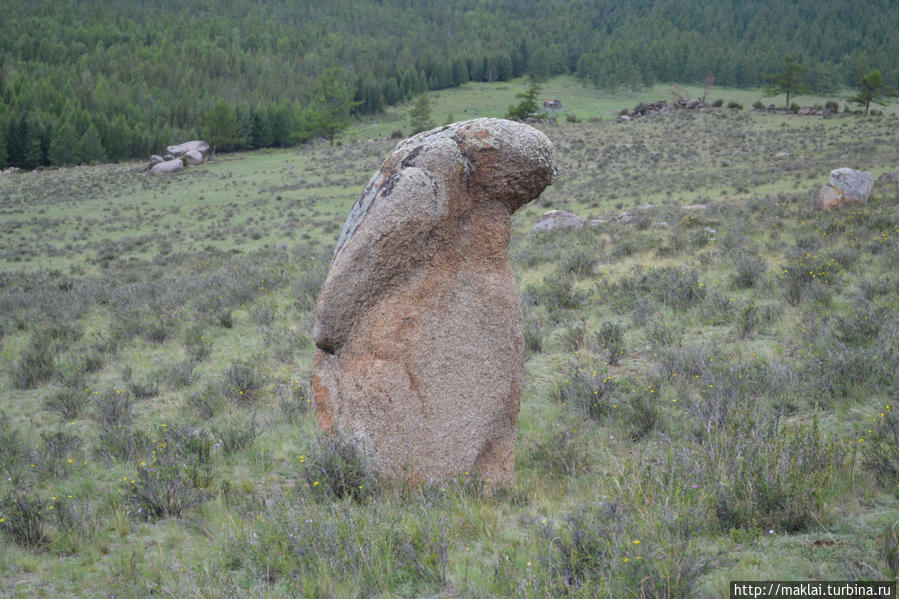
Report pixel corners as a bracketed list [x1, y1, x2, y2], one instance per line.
[731, 250, 767, 288]
[0, 493, 50, 551]
[128, 425, 214, 519]
[705, 415, 846, 532]
[213, 413, 260, 455]
[527, 426, 592, 477]
[303, 433, 376, 502]
[224, 360, 267, 403]
[11, 334, 56, 389]
[552, 367, 618, 421]
[595, 321, 625, 365]
[278, 379, 310, 424]
[93, 425, 150, 463]
[861, 403, 898, 496]
[44, 385, 92, 420]
[92, 388, 134, 428]
[38, 430, 81, 479]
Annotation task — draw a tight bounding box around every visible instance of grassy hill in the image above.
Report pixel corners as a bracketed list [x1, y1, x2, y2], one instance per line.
[1, 88, 898, 595]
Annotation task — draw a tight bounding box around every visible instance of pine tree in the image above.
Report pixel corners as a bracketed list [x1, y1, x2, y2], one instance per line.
[48, 120, 80, 166]
[408, 94, 434, 134]
[506, 76, 542, 121]
[200, 100, 240, 151]
[76, 123, 106, 164]
[310, 68, 360, 146]
[0, 112, 7, 169]
[847, 69, 886, 115]
[763, 54, 812, 110]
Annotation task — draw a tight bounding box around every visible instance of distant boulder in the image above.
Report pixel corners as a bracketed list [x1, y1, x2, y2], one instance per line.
[150, 155, 164, 166]
[612, 211, 637, 225]
[877, 170, 899, 183]
[150, 158, 185, 174]
[184, 150, 205, 165]
[166, 140, 211, 160]
[533, 210, 586, 231]
[819, 168, 874, 210]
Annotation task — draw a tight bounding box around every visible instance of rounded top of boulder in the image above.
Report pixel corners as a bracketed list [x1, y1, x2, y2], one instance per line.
[330, 118, 555, 266]
[315, 118, 555, 355]
[387, 118, 556, 211]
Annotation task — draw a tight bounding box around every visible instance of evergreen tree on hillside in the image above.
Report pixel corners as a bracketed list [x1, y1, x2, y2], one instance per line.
[848, 69, 886, 115]
[506, 76, 542, 121]
[0, 113, 7, 169]
[48, 120, 79, 166]
[763, 54, 812, 110]
[408, 94, 434, 134]
[9, 114, 43, 170]
[77, 124, 106, 164]
[311, 68, 360, 146]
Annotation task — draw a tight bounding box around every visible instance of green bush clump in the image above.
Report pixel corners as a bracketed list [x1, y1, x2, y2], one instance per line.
[707, 416, 845, 532]
[11, 334, 57, 389]
[861, 404, 898, 496]
[128, 425, 214, 519]
[224, 360, 267, 403]
[0, 493, 51, 551]
[596, 321, 626, 365]
[44, 384, 92, 420]
[303, 433, 377, 502]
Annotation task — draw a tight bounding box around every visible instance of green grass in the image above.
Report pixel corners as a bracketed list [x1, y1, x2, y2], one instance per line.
[347, 75, 899, 141]
[1, 82, 898, 596]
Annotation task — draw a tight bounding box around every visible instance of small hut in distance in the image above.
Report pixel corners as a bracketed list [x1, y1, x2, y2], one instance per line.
[542, 98, 562, 111]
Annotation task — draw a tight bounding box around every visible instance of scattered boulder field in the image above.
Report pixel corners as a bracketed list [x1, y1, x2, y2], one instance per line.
[148, 140, 212, 173]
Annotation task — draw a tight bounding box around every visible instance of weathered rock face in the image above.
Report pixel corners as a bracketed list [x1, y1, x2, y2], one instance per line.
[150, 158, 184, 174]
[312, 118, 555, 485]
[533, 209, 585, 231]
[819, 168, 874, 209]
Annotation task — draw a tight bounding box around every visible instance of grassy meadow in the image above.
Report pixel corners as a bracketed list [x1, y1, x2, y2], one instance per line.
[1, 81, 898, 597]
[347, 75, 899, 142]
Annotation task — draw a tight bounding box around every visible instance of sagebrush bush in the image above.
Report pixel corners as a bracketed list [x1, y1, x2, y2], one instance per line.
[0, 413, 31, 482]
[44, 384, 92, 420]
[129, 425, 214, 519]
[303, 433, 376, 502]
[93, 425, 150, 462]
[552, 367, 618, 421]
[535, 502, 713, 597]
[213, 413, 259, 454]
[0, 494, 51, 550]
[560, 247, 597, 277]
[38, 430, 81, 479]
[527, 426, 592, 477]
[92, 388, 134, 428]
[224, 360, 267, 403]
[533, 271, 586, 312]
[731, 250, 767, 288]
[862, 404, 898, 495]
[596, 320, 625, 365]
[704, 415, 846, 532]
[11, 334, 56, 389]
[278, 379, 309, 424]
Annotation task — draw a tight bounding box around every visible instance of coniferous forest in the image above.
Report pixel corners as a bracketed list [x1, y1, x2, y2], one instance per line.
[2, 0, 897, 169]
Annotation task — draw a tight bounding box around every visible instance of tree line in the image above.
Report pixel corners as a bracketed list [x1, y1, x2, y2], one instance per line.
[2, 0, 897, 169]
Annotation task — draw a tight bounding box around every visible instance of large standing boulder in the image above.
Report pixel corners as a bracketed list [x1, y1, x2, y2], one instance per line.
[312, 118, 555, 485]
[819, 168, 874, 210]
